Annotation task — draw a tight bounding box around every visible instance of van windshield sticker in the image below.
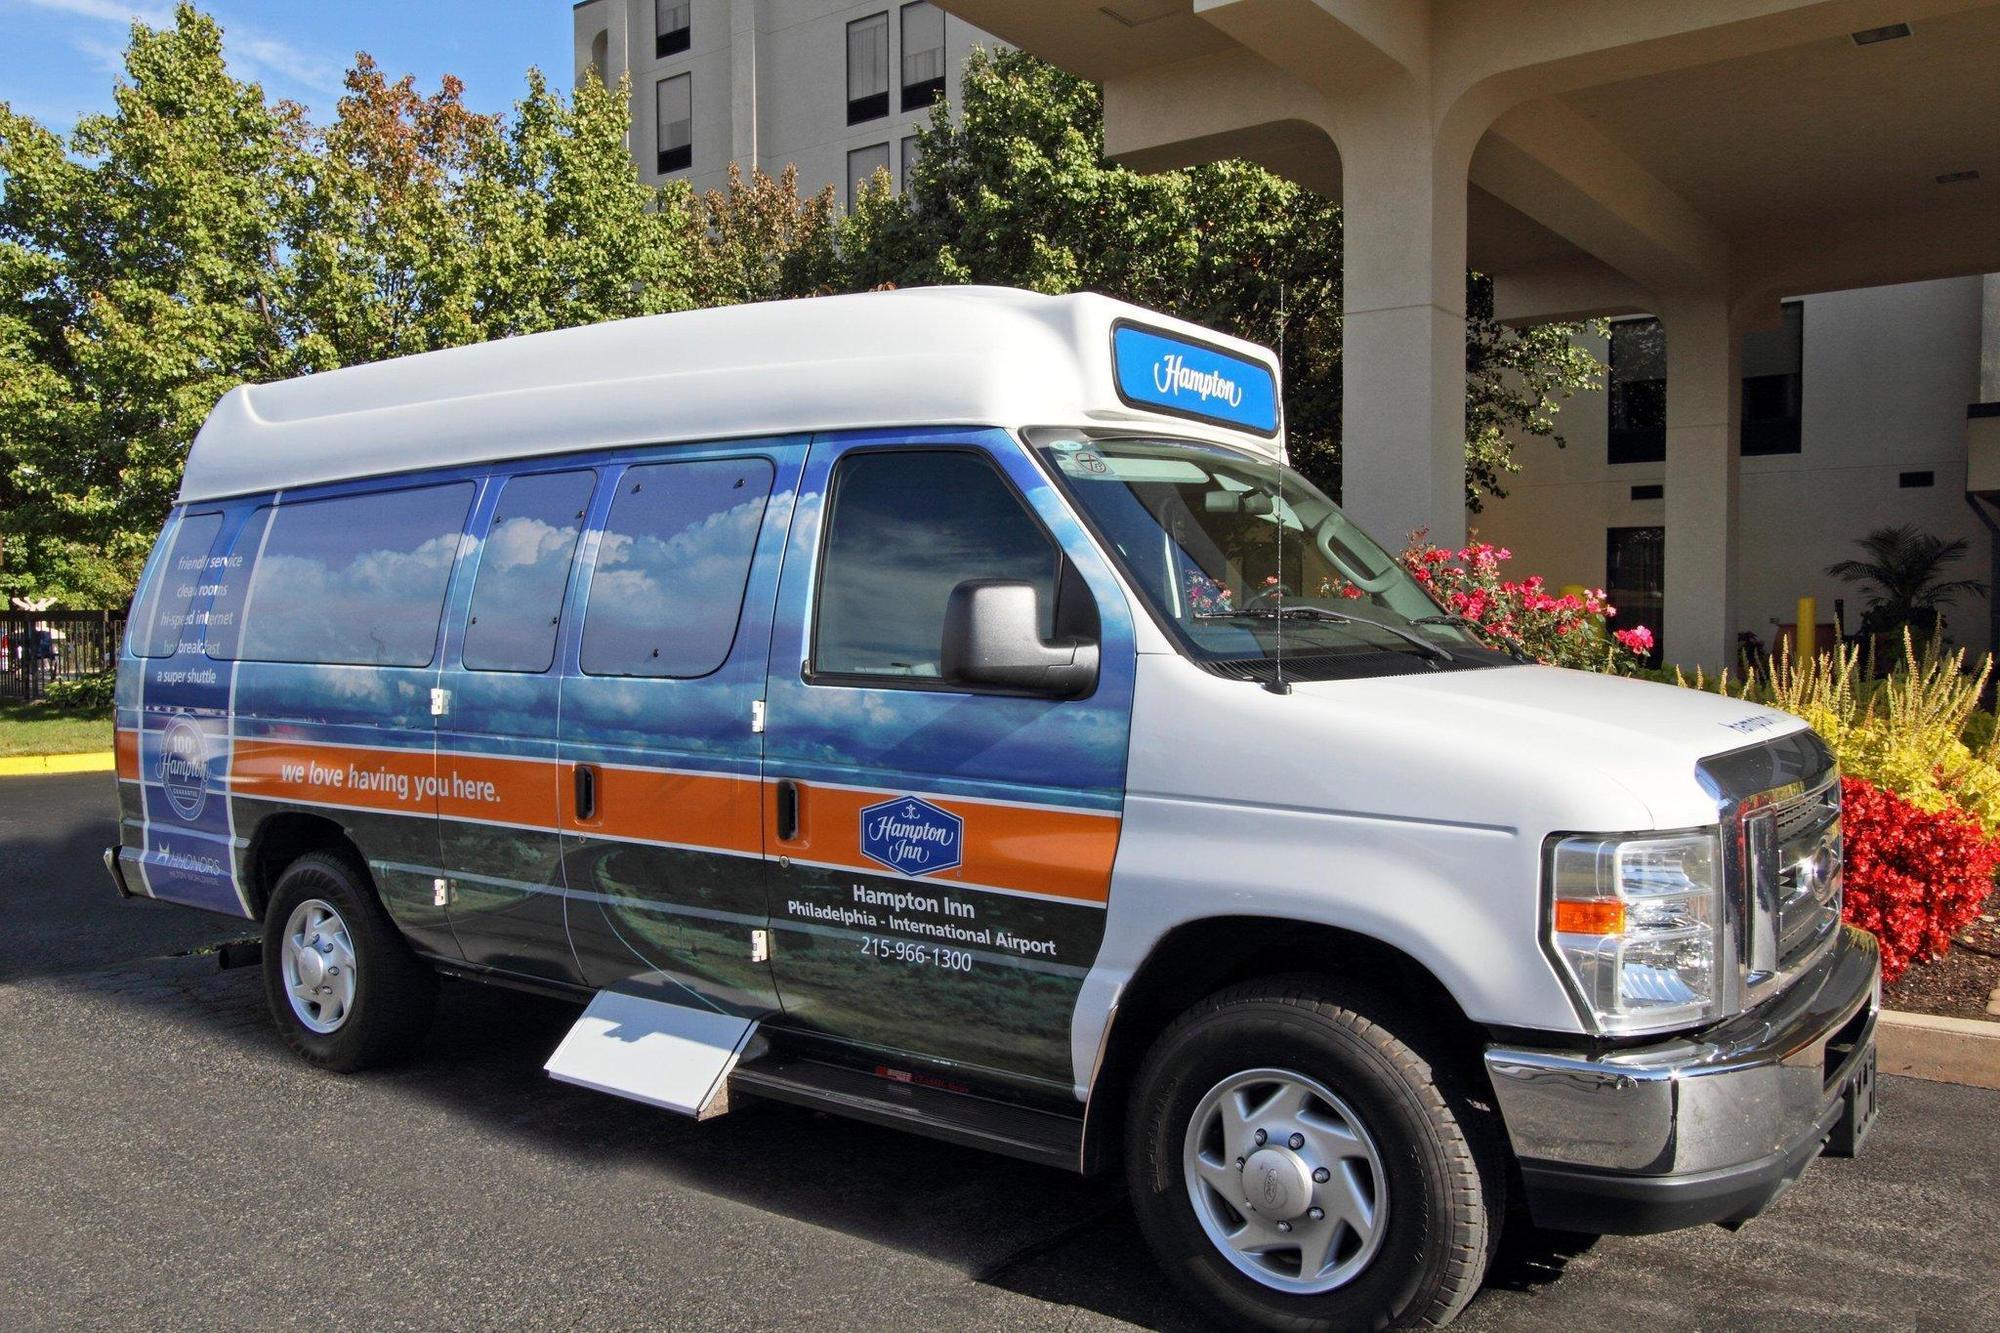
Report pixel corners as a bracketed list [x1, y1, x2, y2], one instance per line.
[1112, 324, 1278, 435]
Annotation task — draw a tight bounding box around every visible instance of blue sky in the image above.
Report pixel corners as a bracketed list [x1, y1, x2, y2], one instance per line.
[0, 0, 573, 135]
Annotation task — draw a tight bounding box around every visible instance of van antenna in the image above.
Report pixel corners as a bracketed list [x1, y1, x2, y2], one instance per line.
[1265, 281, 1292, 696]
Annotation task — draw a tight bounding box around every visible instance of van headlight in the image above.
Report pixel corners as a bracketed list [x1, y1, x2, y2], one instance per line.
[1545, 830, 1722, 1036]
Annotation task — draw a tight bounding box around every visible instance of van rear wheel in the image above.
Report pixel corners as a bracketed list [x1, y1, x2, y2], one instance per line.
[261, 851, 437, 1072]
[1125, 978, 1500, 1330]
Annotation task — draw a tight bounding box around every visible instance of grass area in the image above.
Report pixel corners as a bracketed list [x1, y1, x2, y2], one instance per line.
[0, 700, 112, 757]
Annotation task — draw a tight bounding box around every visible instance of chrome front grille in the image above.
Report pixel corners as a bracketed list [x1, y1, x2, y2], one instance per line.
[1755, 784, 1843, 975]
[1697, 729, 1841, 1016]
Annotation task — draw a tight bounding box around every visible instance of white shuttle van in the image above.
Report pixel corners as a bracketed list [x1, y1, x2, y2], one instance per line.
[112, 287, 1877, 1329]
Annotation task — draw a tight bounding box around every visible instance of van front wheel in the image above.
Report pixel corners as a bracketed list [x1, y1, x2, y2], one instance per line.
[1126, 979, 1499, 1330]
[261, 851, 437, 1072]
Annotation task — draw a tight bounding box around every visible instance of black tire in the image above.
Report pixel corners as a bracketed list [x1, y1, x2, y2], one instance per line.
[1125, 978, 1503, 1331]
[261, 850, 437, 1072]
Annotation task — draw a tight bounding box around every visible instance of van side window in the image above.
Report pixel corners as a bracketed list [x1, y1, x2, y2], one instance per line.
[209, 483, 473, 667]
[580, 457, 774, 679]
[131, 511, 222, 658]
[813, 450, 1059, 679]
[463, 470, 594, 673]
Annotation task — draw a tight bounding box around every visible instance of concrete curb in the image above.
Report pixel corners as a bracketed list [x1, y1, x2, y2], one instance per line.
[1879, 1008, 2000, 1090]
[0, 751, 114, 777]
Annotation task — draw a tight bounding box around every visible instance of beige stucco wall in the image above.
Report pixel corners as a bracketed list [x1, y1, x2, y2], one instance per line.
[575, 0, 998, 204]
[1478, 277, 1993, 657]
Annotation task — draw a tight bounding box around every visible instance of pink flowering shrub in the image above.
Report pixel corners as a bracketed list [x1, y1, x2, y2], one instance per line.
[1400, 533, 1651, 673]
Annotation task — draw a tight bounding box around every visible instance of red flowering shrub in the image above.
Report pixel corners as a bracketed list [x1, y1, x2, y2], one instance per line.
[1839, 775, 2000, 983]
[1399, 533, 1649, 673]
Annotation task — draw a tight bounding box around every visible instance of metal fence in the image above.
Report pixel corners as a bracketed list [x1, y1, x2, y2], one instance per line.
[1, 613, 125, 703]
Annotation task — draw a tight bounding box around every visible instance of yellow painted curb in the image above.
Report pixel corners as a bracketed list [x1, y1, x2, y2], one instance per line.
[0, 750, 115, 777]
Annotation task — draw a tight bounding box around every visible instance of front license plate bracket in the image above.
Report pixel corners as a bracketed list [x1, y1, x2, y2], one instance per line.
[1824, 1040, 1877, 1159]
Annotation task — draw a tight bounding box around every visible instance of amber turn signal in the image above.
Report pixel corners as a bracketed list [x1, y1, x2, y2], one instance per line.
[1554, 898, 1626, 936]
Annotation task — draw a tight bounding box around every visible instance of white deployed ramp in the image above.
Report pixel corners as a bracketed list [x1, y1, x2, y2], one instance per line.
[544, 991, 757, 1119]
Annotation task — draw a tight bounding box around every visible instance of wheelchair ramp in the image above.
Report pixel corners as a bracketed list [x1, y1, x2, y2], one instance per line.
[544, 991, 757, 1119]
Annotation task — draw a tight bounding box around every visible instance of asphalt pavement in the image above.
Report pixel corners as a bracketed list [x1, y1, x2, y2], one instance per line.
[2, 772, 1997, 1330]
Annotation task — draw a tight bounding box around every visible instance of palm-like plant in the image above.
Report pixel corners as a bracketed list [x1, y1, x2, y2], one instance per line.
[1827, 524, 1988, 639]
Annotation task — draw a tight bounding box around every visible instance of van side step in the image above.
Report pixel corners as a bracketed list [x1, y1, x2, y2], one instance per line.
[729, 1055, 1083, 1172]
[545, 991, 757, 1119]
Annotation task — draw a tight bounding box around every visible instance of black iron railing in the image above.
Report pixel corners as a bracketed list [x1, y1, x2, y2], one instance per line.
[1, 613, 125, 703]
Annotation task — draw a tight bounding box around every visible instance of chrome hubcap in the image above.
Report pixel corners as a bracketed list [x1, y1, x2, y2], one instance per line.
[281, 898, 356, 1034]
[1183, 1067, 1389, 1294]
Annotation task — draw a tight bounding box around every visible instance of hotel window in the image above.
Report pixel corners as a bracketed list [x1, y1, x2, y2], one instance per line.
[848, 143, 890, 209]
[655, 1, 691, 58]
[656, 74, 691, 174]
[901, 134, 921, 190]
[1607, 316, 1667, 464]
[847, 13, 889, 124]
[900, 2, 946, 111]
[1741, 300, 1804, 456]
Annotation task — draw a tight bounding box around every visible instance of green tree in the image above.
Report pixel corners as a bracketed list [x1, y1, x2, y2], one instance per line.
[282, 54, 496, 372]
[461, 68, 702, 339]
[0, 3, 300, 603]
[693, 162, 842, 305]
[835, 48, 1598, 509]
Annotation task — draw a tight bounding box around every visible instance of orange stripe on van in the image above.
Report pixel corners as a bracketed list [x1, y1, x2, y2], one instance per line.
[115, 727, 140, 781]
[225, 737, 1116, 905]
[435, 750, 563, 828]
[563, 763, 763, 856]
[232, 739, 440, 816]
[770, 782, 1119, 905]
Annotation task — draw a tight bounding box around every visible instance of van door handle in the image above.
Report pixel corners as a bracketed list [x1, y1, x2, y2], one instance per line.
[775, 779, 799, 841]
[574, 763, 598, 822]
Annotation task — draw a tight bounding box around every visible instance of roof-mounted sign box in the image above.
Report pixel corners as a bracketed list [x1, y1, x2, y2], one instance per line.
[1110, 321, 1280, 437]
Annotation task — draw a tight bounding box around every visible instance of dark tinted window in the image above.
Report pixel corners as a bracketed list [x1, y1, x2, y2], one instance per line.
[580, 458, 774, 678]
[1741, 300, 1803, 456]
[132, 512, 221, 658]
[814, 451, 1058, 678]
[212, 484, 472, 666]
[1608, 317, 1666, 464]
[464, 471, 594, 673]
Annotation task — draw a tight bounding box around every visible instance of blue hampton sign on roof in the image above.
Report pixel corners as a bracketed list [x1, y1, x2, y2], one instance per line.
[1111, 323, 1279, 436]
[860, 796, 964, 878]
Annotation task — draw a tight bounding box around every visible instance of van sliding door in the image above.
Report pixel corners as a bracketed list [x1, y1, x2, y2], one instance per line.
[433, 468, 600, 984]
[556, 439, 807, 1014]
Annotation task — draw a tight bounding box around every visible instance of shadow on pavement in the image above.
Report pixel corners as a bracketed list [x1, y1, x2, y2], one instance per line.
[28, 947, 1611, 1331]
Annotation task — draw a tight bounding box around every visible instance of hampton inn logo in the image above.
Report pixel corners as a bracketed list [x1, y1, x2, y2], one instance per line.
[1153, 352, 1246, 409]
[860, 796, 963, 877]
[157, 713, 210, 821]
[1112, 324, 1277, 434]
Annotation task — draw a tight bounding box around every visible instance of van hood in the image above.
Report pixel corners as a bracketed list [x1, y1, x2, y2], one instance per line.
[1287, 663, 1807, 828]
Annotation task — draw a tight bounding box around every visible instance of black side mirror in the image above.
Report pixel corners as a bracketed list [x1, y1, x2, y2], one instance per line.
[940, 580, 1099, 696]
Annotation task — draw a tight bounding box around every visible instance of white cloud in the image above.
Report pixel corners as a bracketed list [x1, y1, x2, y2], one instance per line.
[16, 0, 346, 101]
[17, 0, 175, 25]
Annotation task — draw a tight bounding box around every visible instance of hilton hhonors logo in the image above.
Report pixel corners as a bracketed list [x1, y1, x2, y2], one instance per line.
[158, 713, 210, 821]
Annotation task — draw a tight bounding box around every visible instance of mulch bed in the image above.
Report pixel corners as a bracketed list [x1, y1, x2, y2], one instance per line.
[1882, 889, 2000, 1020]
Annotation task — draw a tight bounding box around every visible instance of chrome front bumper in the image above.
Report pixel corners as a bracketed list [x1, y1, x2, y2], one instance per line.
[1484, 923, 1881, 1233]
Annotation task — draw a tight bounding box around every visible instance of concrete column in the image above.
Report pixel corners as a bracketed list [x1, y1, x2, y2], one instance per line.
[1337, 103, 1472, 552]
[1658, 295, 1744, 672]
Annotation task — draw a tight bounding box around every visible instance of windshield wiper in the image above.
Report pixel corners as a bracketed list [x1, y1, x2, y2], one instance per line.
[1199, 606, 1453, 666]
[1408, 614, 1533, 663]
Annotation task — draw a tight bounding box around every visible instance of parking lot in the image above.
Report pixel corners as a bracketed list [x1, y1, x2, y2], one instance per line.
[3, 771, 1997, 1330]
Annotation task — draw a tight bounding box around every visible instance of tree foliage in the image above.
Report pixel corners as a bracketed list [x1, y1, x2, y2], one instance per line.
[0, 4, 298, 602]
[0, 18, 1602, 605]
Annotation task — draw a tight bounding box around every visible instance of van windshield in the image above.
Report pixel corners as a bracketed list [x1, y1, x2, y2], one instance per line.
[1034, 435, 1509, 675]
